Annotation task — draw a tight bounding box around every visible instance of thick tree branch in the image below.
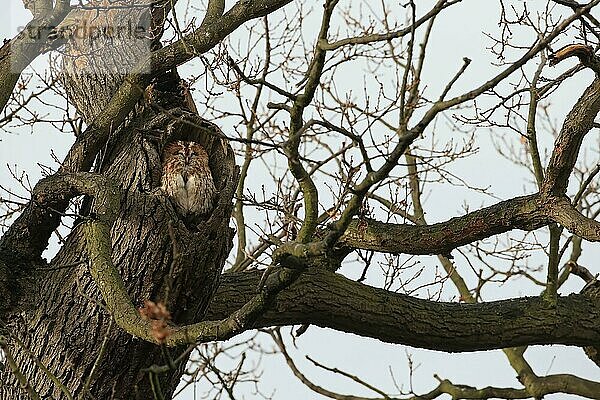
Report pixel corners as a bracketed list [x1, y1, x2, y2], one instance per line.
[549, 44, 600, 73]
[542, 77, 600, 195]
[206, 269, 600, 352]
[338, 194, 547, 255]
[547, 197, 600, 241]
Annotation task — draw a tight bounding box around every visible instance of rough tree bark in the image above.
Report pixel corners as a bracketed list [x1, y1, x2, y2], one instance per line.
[0, 2, 239, 398]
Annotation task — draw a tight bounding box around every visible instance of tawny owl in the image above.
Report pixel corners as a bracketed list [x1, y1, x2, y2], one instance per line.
[161, 141, 216, 218]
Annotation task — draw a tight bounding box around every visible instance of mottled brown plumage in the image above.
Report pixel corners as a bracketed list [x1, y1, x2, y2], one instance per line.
[161, 141, 216, 218]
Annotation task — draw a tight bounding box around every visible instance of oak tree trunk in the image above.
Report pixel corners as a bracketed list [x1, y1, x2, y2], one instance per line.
[0, 67, 238, 399]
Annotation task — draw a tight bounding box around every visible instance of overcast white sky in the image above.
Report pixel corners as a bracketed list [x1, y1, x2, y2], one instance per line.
[2, 1, 600, 399]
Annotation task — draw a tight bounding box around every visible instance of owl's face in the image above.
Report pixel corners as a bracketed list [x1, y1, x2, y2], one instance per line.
[163, 141, 208, 167]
